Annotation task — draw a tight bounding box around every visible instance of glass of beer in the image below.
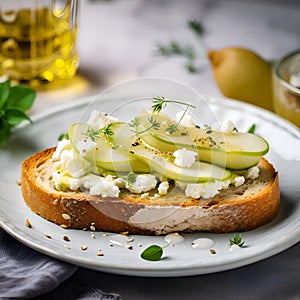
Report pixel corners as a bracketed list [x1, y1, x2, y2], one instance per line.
[0, 0, 79, 89]
[272, 50, 300, 127]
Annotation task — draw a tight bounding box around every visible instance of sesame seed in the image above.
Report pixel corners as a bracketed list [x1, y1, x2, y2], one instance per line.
[25, 218, 32, 228]
[81, 245, 88, 251]
[45, 234, 52, 239]
[90, 225, 96, 231]
[60, 224, 67, 229]
[127, 245, 133, 250]
[102, 232, 107, 237]
[52, 199, 58, 205]
[210, 249, 216, 254]
[97, 251, 104, 256]
[62, 213, 70, 220]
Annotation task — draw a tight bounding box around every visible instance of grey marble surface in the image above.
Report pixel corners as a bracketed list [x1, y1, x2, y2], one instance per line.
[30, 0, 300, 299]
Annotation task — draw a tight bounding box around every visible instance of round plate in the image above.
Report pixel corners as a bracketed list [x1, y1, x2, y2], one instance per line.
[1, 80, 299, 277]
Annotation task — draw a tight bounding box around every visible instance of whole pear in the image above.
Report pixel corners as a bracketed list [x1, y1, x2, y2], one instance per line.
[208, 47, 273, 111]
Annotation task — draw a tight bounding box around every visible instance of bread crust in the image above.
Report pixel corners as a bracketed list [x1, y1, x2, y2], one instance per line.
[21, 147, 280, 235]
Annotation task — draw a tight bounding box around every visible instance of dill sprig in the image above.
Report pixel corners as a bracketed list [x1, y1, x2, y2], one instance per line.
[152, 96, 196, 113]
[86, 123, 114, 142]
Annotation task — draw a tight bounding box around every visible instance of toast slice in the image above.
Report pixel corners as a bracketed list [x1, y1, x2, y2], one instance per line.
[21, 147, 280, 235]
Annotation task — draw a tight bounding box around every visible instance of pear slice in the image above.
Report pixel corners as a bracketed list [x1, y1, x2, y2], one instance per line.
[68, 123, 150, 173]
[138, 111, 268, 170]
[129, 142, 231, 183]
[107, 122, 231, 182]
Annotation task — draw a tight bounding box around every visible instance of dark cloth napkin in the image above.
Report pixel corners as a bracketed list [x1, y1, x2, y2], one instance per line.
[0, 229, 121, 299]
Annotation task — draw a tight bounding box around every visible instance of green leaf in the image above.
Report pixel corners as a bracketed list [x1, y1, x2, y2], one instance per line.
[5, 108, 32, 126]
[6, 85, 36, 111]
[58, 132, 69, 141]
[248, 124, 256, 134]
[0, 81, 11, 108]
[141, 245, 163, 261]
[0, 122, 11, 146]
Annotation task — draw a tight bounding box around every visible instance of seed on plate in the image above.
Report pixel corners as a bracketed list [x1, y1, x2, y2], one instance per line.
[81, 245, 88, 251]
[63, 235, 70, 242]
[97, 251, 104, 256]
[60, 224, 67, 229]
[25, 218, 32, 228]
[210, 249, 216, 254]
[45, 234, 52, 239]
[16, 180, 21, 186]
[120, 231, 129, 236]
[90, 225, 96, 231]
[102, 232, 107, 237]
[127, 245, 133, 250]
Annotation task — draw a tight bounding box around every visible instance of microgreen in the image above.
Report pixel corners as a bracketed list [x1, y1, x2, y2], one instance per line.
[86, 123, 114, 142]
[0, 81, 36, 146]
[229, 233, 245, 247]
[187, 20, 205, 37]
[140, 242, 170, 261]
[247, 124, 256, 134]
[130, 116, 160, 136]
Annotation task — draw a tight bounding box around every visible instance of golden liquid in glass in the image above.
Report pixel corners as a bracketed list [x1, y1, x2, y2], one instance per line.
[0, 4, 79, 89]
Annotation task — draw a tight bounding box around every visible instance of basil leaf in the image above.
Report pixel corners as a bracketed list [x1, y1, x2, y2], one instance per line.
[0, 81, 10, 108]
[0, 122, 11, 146]
[6, 85, 36, 111]
[141, 245, 163, 261]
[5, 108, 32, 126]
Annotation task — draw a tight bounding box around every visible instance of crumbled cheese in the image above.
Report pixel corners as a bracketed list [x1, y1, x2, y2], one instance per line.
[173, 148, 197, 168]
[54, 172, 120, 197]
[87, 110, 118, 128]
[57, 149, 93, 178]
[83, 174, 120, 197]
[185, 180, 231, 199]
[246, 166, 259, 179]
[126, 174, 157, 193]
[52, 139, 72, 160]
[176, 111, 195, 127]
[233, 176, 245, 187]
[141, 192, 149, 199]
[158, 181, 169, 195]
[220, 120, 235, 133]
[76, 138, 97, 157]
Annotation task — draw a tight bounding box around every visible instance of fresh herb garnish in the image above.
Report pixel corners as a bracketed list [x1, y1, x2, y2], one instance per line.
[58, 132, 69, 141]
[130, 116, 160, 136]
[156, 20, 205, 73]
[229, 233, 245, 247]
[0, 80, 36, 146]
[141, 243, 170, 261]
[123, 171, 138, 185]
[152, 96, 196, 113]
[247, 124, 256, 134]
[86, 123, 114, 142]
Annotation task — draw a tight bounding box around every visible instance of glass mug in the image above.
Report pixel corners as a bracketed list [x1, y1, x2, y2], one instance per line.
[272, 50, 300, 127]
[0, 0, 79, 89]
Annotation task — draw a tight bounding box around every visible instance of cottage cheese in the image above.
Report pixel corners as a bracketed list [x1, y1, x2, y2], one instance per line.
[173, 148, 197, 168]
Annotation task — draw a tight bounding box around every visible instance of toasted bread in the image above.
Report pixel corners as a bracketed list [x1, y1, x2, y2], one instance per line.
[21, 147, 280, 235]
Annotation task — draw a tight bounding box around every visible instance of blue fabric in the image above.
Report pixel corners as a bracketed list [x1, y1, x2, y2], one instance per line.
[0, 229, 121, 299]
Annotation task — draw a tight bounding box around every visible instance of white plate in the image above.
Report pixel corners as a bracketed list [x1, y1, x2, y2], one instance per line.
[1, 81, 300, 277]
